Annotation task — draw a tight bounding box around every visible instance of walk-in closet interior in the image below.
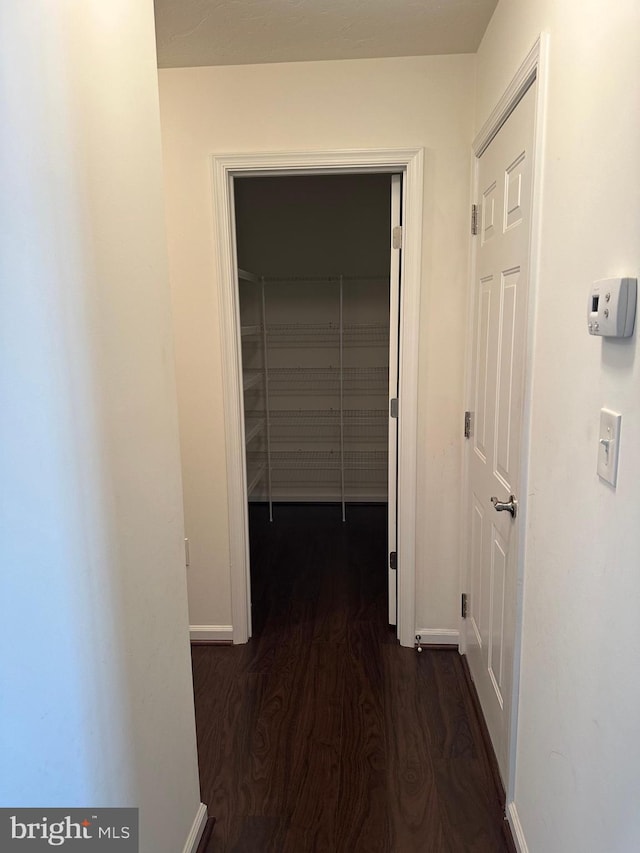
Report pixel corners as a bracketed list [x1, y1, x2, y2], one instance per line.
[234, 174, 395, 535]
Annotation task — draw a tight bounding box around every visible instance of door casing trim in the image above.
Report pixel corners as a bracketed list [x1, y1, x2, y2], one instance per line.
[460, 34, 549, 805]
[211, 148, 424, 648]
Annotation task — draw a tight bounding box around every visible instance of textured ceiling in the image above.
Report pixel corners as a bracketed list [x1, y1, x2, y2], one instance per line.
[154, 0, 498, 68]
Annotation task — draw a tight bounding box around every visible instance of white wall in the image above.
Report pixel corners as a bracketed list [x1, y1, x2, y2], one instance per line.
[158, 54, 475, 637]
[476, 2, 640, 851]
[0, 3, 202, 851]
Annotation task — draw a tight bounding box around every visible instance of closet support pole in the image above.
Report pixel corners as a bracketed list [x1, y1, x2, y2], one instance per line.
[261, 278, 274, 522]
[339, 275, 346, 522]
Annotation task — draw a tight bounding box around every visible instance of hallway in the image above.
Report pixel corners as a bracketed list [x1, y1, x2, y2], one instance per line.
[191, 504, 512, 852]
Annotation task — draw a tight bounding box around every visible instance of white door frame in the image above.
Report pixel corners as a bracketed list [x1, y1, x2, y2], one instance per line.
[211, 148, 424, 649]
[460, 35, 548, 804]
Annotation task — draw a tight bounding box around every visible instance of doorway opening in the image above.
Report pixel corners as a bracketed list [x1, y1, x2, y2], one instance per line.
[233, 173, 397, 633]
[211, 148, 424, 648]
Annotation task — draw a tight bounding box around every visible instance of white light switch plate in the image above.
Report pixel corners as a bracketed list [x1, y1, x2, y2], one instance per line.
[597, 408, 622, 487]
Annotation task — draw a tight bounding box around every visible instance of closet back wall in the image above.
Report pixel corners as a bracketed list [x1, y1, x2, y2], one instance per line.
[236, 174, 391, 509]
[158, 55, 474, 639]
[234, 174, 390, 276]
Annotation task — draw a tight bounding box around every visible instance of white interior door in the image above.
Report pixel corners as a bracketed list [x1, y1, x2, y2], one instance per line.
[388, 174, 401, 625]
[465, 80, 536, 782]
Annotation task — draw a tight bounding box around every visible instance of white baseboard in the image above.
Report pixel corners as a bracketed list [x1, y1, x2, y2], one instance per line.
[181, 802, 208, 853]
[507, 801, 529, 853]
[414, 628, 459, 646]
[191, 627, 458, 646]
[190, 625, 233, 644]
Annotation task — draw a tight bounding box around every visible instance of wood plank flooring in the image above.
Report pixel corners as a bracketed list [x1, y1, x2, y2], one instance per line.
[191, 504, 512, 852]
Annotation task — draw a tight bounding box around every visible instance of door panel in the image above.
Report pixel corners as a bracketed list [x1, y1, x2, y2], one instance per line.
[495, 269, 519, 485]
[466, 80, 536, 783]
[388, 174, 401, 626]
[489, 526, 507, 703]
[470, 497, 485, 649]
[474, 278, 493, 459]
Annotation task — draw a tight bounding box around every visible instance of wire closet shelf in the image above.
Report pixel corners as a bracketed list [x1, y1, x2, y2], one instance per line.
[239, 270, 391, 522]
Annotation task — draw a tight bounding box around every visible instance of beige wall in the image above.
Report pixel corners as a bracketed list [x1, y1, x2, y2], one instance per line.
[1, 3, 202, 850]
[477, 2, 640, 850]
[158, 54, 475, 635]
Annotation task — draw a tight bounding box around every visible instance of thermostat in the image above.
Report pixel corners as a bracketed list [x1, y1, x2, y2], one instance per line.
[587, 277, 637, 337]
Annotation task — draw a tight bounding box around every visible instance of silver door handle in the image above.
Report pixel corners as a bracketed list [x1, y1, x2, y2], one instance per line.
[491, 494, 518, 519]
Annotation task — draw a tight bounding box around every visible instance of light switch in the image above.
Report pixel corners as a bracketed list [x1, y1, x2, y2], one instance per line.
[597, 408, 622, 487]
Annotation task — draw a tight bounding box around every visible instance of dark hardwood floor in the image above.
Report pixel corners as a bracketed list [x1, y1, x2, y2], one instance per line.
[192, 503, 512, 852]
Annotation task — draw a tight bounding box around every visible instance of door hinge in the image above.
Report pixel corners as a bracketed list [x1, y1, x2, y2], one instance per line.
[471, 204, 479, 236]
[392, 225, 403, 250]
[461, 593, 468, 618]
[390, 551, 397, 570]
[390, 398, 398, 419]
[464, 410, 473, 439]
[184, 537, 190, 568]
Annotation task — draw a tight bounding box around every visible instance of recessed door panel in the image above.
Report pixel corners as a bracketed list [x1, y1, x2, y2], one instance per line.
[489, 527, 507, 708]
[474, 280, 493, 461]
[482, 181, 497, 244]
[505, 152, 526, 231]
[495, 268, 519, 488]
[470, 496, 485, 649]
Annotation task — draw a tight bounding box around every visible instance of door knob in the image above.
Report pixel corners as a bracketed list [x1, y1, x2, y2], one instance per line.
[490, 494, 518, 519]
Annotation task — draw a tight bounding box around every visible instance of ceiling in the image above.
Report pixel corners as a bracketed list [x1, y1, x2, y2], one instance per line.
[154, 0, 498, 69]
